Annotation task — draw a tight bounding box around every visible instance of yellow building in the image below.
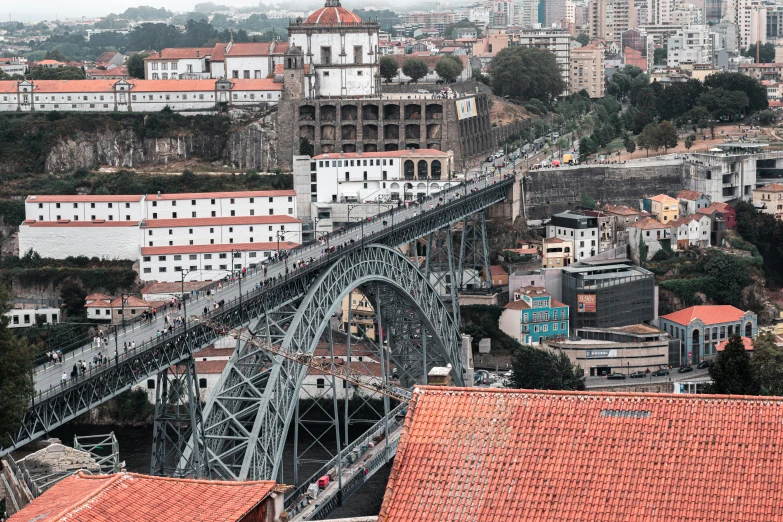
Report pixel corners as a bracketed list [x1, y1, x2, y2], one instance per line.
[341, 289, 377, 341]
[542, 237, 573, 268]
[648, 194, 680, 224]
[570, 41, 605, 98]
[753, 183, 783, 220]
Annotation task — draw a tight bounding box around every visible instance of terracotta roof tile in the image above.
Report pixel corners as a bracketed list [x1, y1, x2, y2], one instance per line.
[504, 300, 530, 310]
[27, 195, 144, 203]
[488, 265, 507, 275]
[228, 78, 281, 91]
[149, 189, 295, 200]
[8, 471, 278, 522]
[193, 360, 228, 374]
[378, 387, 783, 522]
[630, 216, 668, 230]
[716, 337, 754, 351]
[660, 305, 749, 326]
[756, 183, 783, 193]
[304, 5, 363, 25]
[140, 241, 299, 256]
[676, 189, 704, 201]
[648, 194, 679, 203]
[144, 47, 213, 60]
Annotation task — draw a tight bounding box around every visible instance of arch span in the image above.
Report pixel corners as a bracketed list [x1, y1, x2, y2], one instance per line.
[198, 244, 463, 481]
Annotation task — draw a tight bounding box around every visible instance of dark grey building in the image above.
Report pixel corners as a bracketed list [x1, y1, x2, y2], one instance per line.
[561, 264, 655, 330]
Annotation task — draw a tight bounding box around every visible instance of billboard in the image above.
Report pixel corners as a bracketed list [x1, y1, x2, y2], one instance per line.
[455, 97, 477, 120]
[577, 294, 596, 313]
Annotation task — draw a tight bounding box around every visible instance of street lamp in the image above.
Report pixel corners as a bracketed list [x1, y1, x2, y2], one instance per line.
[346, 203, 361, 232]
[120, 293, 132, 331]
[180, 268, 195, 332]
[347, 216, 365, 246]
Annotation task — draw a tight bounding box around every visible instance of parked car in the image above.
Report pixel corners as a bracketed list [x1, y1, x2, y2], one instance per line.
[486, 156, 494, 162]
[630, 371, 646, 378]
[607, 373, 626, 380]
[677, 366, 694, 373]
[496, 162, 506, 168]
[696, 360, 710, 369]
[652, 369, 669, 377]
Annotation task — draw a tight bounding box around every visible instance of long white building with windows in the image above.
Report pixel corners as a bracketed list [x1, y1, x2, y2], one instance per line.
[19, 190, 301, 283]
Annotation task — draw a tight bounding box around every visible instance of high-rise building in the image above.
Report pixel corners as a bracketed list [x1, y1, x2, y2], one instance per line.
[570, 41, 606, 98]
[706, 0, 725, 23]
[589, 0, 635, 44]
[516, 30, 571, 90]
[647, 0, 674, 24]
[541, 0, 568, 26]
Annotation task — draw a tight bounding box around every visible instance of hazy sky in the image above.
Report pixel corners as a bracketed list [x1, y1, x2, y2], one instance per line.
[9, 0, 386, 22]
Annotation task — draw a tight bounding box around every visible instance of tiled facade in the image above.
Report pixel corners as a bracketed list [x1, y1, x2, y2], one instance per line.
[500, 286, 570, 344]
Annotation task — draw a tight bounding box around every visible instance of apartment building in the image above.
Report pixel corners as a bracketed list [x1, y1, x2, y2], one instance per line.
[570, 41, 605, 98]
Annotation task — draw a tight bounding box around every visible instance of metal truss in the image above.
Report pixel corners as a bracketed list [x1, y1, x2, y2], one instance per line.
[2, 177, 512, 457]
[458, 212, 492, 292]
[150, 357, 207, 477]
[193, 244, 463, 481]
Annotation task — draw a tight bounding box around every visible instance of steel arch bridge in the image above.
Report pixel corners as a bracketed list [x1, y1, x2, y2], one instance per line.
[2, 175, 514, 487]
[195, 244, 462, 481]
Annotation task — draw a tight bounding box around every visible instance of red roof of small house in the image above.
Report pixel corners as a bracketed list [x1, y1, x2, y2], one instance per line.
[144, 47, 213, 60]
[378, 386, 783, 522]
[630, 216, 668, 230]
[676, 189, 705, 201]
[7, 471, 280, 522]
[660, 305, 749, 326]
[488, 265, 507, 276]
[96, 51, 121, 64]
[87, 66, 129, 77]
[756, 183, 783, 193]
[225, 41, 289, 56]
[648, 194, 679, 203]
[716, 337, 754, 351]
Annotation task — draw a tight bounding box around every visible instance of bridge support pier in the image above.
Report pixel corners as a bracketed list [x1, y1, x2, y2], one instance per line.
[150, 357, 206, 478]
[458, 212, 491, 295]
[425, 228, 460, 326]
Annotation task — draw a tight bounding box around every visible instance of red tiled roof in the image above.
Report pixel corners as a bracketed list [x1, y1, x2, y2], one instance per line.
[109, 296, 150, 308]
[27, 195, 144, 203]
[676, 189, 705, 201]
[378, 386, 783, 522]
[488, 265, 507, 275]
[96, 51, 121, 63]
[314, 149, 448, 160]
[504, 300, 530, 310]
[87, 66, 129, 77]
[756, 182, 783, 193]
[602, 205, 642, 216]
[229, 78, 281, 91]
[211, 42, 227, 61]
[304, 5, 363, 25]
[149, 190, 295, 200]
[648, 194, 678, 203]
[194, 360, 228, 374]
[85, 293, 113, 302]
[140, 241, 299, 256]
[22, 220, 140, 227]
[8, 471, 278, 522]
[716, 337, 754, 351]
[225, 41, 288, 56]
[630, 216, 668, 230]
[194, 343, 235, 359]
[144, 47, 213, 60]
[660, 305, 749, 326]
[141, 215, 301, 228]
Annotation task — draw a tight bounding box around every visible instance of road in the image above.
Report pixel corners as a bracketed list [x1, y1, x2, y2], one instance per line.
[33, 164, 521, 397]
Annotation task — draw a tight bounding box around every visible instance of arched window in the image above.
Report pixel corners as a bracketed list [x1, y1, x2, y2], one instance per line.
[404, 160, 414, 180]
[431, 160, 441, 179]
[745, 322, 752, 337]
[417, 160, 428, 179]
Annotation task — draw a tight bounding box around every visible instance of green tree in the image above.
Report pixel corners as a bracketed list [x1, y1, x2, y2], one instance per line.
[44, 49, 67, 61]
[0, 283, 35, 448]
[435, 55, 463, 83]
[653, 47, 667, 65]
[751, 333, 783, 395]
[706, 335, 759, 395]
[757, 109, 776, 125]
[684, 105, 711, 129]
[742, 42, 775, 63]
[637, 123, 659, 157]
[27, 66, 85, 80]
[126, 52, 150, 79]
[657, 120, 678, 153]
[623, 135, 636, 156]
[575, 33, 590, 46]
[684, 134, 695, 150]
[60, 281, 87, 316]
[379, 55, 398, 83]
[703, 71, 768, 112]
[580, 192, 597, 209]
[698, 88, 750, 120]
[638, 234, 648, 264]
[578, 136, 593, 161]
[401, 58, 429, 83]
[490, 46, 566, 104]
[509, 344, 585, 391]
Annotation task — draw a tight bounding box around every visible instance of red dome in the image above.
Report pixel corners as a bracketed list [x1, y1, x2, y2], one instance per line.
[304, 4, 362, 25]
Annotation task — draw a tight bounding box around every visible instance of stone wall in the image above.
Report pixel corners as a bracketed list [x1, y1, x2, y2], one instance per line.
[524, 161, 684, 219]
[20, 443, 101, 477]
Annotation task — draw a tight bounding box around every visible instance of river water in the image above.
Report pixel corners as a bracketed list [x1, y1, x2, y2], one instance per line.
[49, 422, 390, 518]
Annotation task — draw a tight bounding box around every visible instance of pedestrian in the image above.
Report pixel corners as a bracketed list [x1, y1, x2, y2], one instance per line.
[131, 341, 136, 350]
[61, 372, 67, 386]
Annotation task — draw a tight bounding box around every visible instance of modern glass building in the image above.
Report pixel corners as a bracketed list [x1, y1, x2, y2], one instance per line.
[561, 264, 655, 330]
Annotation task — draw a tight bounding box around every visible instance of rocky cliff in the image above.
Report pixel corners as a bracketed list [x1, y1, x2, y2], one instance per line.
[44, 109, 278, 173]
[0, 109, 279, 174]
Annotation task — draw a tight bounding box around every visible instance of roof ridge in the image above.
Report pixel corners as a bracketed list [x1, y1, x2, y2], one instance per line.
[48, 472, 124, 521]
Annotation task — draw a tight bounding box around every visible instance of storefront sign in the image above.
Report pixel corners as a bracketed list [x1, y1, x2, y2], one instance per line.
[577, 294, 597, 313]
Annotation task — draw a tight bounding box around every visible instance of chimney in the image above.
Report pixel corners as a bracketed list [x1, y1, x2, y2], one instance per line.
[157, 191, 161, 198]
[196, 51, 200, 58]
[357, 150, 362, 156]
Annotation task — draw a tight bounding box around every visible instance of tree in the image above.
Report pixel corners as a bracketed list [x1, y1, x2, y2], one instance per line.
[508, 344, 585, 391]
[653, 47, 667, 65]
[698, 88, 750, 120]
[657, 120, 678, 153]
[706, 335, 759, 395]
[623, 135, 636, 156]
[637, 123, 659, 157]
[401, 58, 429, 83]
[60, 281, 87, 316]
[44, 49, 67, 61]
[435, 55, 463, 83]
[751, 333, 783, 395]
[379, 56, 398, 83]
[126, 52, 150, 79]
[0, 283, 35, 448]
[27, 66, 85, 80]
[742, 42, 775, 63]
[580, 192, 597, 209]
[757, 109, 776, 125]
[684, 135, 695, 150]
[575, 33, 590, 46]
[684, 105, 711, 129]
[638, 234, 648, 264]
[490, 46, 566, 105]
[704, 71, 768, 112]
[578, 136, 593, 162]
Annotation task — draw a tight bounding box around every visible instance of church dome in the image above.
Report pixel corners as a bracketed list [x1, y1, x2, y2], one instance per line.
[304, 0, 362, 25]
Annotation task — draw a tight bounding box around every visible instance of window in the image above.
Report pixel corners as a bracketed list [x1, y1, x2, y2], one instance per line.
[158, 256, 166, 261]
[317, 378, 325, 389]
[219, 253, 227, 259]
[143, 256, 151, 262]
[199, 378, 207, 388]
[143, 267, 152, 273]
[174, 255, 182, 261]
[204, 264, 213, 270]
[147, 379, 156, 389]
[189, 254, 197, 260]
[204, 254, 212, 260]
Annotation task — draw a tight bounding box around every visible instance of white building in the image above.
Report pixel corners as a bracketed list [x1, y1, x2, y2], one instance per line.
[141, 216, 302, 248]
[19, 219, 142, 260]
[26, 194, 145, 223]
[6, 304, 60, 328]
[669, 213, 712, 250]
[144, 47, 214, 80]
[725, 0, 767, 50]
[667, 25, 713, 67]
[546, 211, 599, 261]
[514, 30, 571, 91]
[225, 41, 288, 80]
[288, 0, 381, 98]
[0, 78, 282, 113]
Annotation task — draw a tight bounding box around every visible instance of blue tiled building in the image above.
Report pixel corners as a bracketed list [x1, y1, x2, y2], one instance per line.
[500, 286, 570, 345]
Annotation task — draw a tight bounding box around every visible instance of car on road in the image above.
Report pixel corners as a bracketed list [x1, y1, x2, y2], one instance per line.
[652, 369, 669, 377]
[677, 365, 694, 373]
[496, 162, 506, 168]
[486, 156, 494, 162]
[696, 360, 710, 369]
[607, 373, 626, 380]
[630, 371, 646, 378]
[416, 89, 429, 94]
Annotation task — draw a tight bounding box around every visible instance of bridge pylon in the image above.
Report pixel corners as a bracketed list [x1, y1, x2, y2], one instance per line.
[458, 212, 492, 294]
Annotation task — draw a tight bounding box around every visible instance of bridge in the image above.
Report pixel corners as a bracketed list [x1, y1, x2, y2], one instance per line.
[2, 170, 515, 517]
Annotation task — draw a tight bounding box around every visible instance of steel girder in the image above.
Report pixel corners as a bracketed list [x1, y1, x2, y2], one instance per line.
[458, 213, 492, 292]
[1, 177, 512, 457]
[195, 244, 463, 481]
